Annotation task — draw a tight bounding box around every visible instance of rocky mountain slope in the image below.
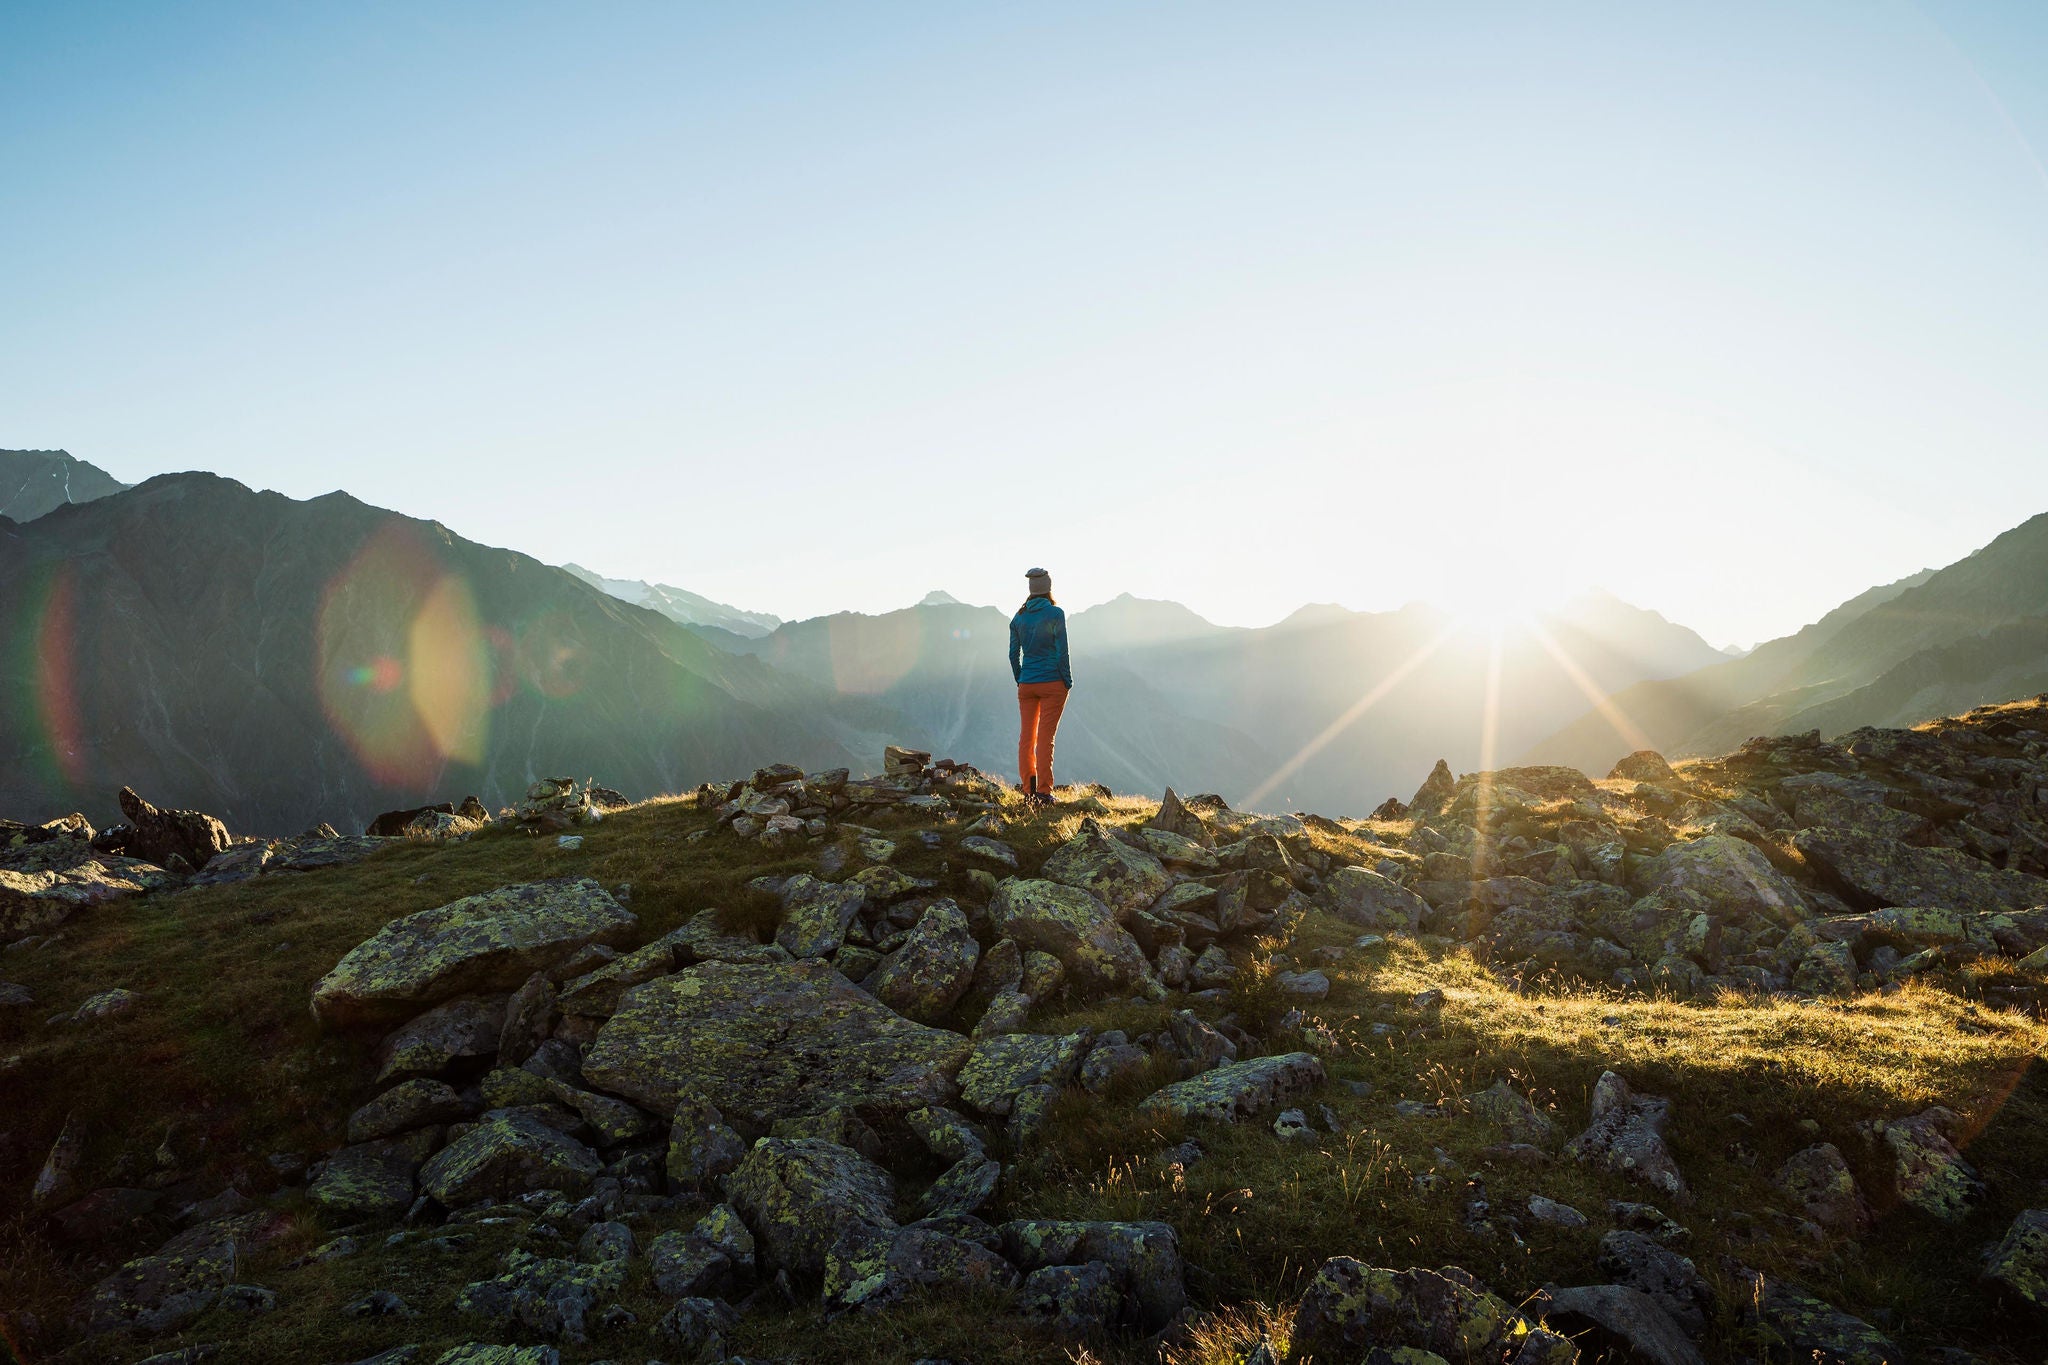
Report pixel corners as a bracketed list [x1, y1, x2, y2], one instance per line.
[0, 474, 898, 835]
[560, 566, 781, 640]
[4, 700, 2048, 1363]
[714, 592, 1730, 815]
[1529, 513, 2048, 774]
[0, 449, 129, 523]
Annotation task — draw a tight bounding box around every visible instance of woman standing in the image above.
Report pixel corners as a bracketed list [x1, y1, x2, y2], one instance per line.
[1009, 566, 1072, 810]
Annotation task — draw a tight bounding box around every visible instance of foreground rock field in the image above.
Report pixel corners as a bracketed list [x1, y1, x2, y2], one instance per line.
[5, 709, 2048, 1364]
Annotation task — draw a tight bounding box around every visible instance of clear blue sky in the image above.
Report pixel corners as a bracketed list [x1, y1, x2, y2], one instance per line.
[6, 2, 2048, 646]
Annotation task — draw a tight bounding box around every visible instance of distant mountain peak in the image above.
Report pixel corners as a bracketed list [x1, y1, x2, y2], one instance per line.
[0, 448, 130, 523]
[561, 563, 781, 638]
[918, 589, 963, 607]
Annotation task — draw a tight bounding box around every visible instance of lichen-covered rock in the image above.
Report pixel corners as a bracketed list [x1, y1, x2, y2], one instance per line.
[1862, 1106, 1983, 1220]
[667, 1096, 747, 1189]
[77, 1236, 237, 1337]
[1774, 1144, 1869, 1234]
[1794, 828, 2048, 913]
[1597, 1231, 1710, 1336]
[312, 879, 636, 1028]
[999, 1220, 1186, 1330]
[1465, 1081, 1560, 1149]
[417, 1108, 602, 1206]
[308, 1137, 428, 1219]
[1985, 1208, 2048, 1313]
[1288, 1258, 1543, 1365]
[960, 836, 1019, 870]
[1138, 1052, 1325, 1123]
[374, 994, 507, 1084]
[867, 899, 980, 1023]
[654, 1297, 739, 1357]
[973, 989, 1034, 1037]
[1564, 1072, 1686, 1201]
[1324, 865, 1430, 932]
[455, 1247, 623, 1344]
[921, 1154, 1001, 1217]
[1015, 1260, 1119, 1335]
[0, 834, 180, 934]
[1545, 1284, 1703, 1365]
[722, 1137, 897, 1277]
[347, 1078, 470, 1143]
[1040, 820, 1175, 921]
[908, 1106, 987, 1163]
[1792, 940, 1857, 997]
[1166, 1008, 1238, 1073]
[990, 879, 1154, 996]
[1631, 835, 1805, 924]
[1740, 1272, 1898, 1365]
[1134, 825, 1219, 872]
[433, 1347, 562, 1365]
[958, 1032, 1089, 1116]
[825, 1222, 1019, 1312]
[1609, 751, 1677, 783]
[775, 874, 867, 958]
[580, 960, 971, 1127]
[555, 929, 687, 1017]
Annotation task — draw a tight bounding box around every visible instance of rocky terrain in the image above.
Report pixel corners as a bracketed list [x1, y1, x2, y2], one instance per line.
[5, 702, 2048, 1363]
[1530, 513, 2048, 777]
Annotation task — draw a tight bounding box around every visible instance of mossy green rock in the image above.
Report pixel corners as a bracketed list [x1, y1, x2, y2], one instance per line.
[957, 1032, 1089, 1116]
[1863, 905, 1971, 949]
[1464, 1080, 1560, 1148]
[78, 1237, 237, 1337]
[723, 1136, 898, 1277]
[581, 960, 970, 1126]
[556, 928, 688, 1016]
[1138, 1052, 1325, 1123]
[1324, 866, 1429, 932]
[1985, 1208, 2048, 1311]
[1793, 828, 2048, 913]
[1041, 820, 1172, 919]
[312, 878, 635, 1028]
[1289, 1259, 1535, 1365]
[991, 878, 1152, 997]
[1747, 1276, 1898, 1365]
[867, 899, 980, 1023]
[418, 1107, 602, 1206]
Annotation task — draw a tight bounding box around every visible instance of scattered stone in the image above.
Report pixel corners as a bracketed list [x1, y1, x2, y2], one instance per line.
[1290, 1258, 1541, 1365]
[118, 786, 231, 872]
[1526, 1195, 1587, 1228]
[418, 1108, 603, 1206]
[78, 1236, 238, 1337]
[867, 899, 981, 1023]
[1545, 1283, 1705, 1365]
[775, 874, 867, 959]
[374, 994, 507, 1084]
[1598, 1230, 1711, 1336]
[1138, 1052, 1325, 1123]
[1322, 865, 1429, 932]
[991, 878, 1155, 997]
[1985, 1208, 2048, 1313]
[1041, 819, 1172, 918]
[1774, 1143, 1869, 1234]
[346, 1078, 470, 1143]
[1272, 1108, 1312, 1139]
[1860, 1106, 1983, 1220]
[1466, 1079, 1560, 1149]
[456, 1247, 623, 1344]
[723, 1137, 897, 1277]
[1565, 1071, 1686, 1200]
[1739, 1270, 1900, 1365]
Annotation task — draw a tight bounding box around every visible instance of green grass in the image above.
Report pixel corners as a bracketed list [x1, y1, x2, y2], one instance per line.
[2, 785, 2045, 1363]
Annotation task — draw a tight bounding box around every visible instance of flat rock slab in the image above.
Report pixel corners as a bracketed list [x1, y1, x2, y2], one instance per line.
[580, 960, 971, 1127]
[312, 878, 636, 1028]
[1138, 1052, 1325, 1122]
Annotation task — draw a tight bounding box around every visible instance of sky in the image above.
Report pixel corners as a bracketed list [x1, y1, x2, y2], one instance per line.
[5, 3, 2048, 649]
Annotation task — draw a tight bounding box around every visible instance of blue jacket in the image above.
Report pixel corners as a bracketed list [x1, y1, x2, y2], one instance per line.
[1010, 597, 1072, 687]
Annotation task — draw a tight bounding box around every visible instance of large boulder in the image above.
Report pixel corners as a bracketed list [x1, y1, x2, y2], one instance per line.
[1632, 835, 1805, 924]
[990, 879, 1154, 997]
[1, 836, 181, 934]
[1773, 1144, 1869, 1234]
[1740, 1272, 1899, 1365]
[1148, 788, 1215, 847]
[1323, 865, 1429, 932]
[76, 1236, 238, 1338]
[1545, 1284, 1703, 1365]
[866, 900, 980, 1023]
[723, 1137, 897, 1277]
[1041, 820, 1172, 919]
[957, 1033, 1090, 1116]
[1138, 1052, 1325, 1123]
[418, 1108, 603, 1206]
[998, 1219, 1186, 1331]
[1793, 828, 2048, 913]
[311, 879, 636, 1028]
[1564, 1072, 1686, 1201]
[580, 960, 971, 1128]
[117, 786, 231, 871]
[308, 1134, 433, 1218]
[1289, 1258, 1554, 1365]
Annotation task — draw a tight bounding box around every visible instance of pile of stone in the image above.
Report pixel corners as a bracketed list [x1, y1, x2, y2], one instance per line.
[695, 747, 1004, 846]
[1346, 730, 2048, 1002]
[512, 778, 627, 835]
[365, 796, 493, 840]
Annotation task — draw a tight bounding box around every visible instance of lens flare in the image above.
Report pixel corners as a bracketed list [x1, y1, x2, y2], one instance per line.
[829, 610, 924, 694]
[514, 610, 591, 700]
[317, 522, 493, 787]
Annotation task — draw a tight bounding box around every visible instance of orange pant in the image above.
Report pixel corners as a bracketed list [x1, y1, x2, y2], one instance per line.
[1016, 681, 1069, 794]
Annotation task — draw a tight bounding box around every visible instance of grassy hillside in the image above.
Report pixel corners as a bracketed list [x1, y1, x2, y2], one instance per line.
[4, 702, 2048, 1363]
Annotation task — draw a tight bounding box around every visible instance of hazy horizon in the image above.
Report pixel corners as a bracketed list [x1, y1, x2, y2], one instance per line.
[8, 4, 2048, 647]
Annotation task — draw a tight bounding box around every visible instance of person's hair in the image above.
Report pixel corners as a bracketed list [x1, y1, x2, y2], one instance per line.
[1017, 593, 1056, 611]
